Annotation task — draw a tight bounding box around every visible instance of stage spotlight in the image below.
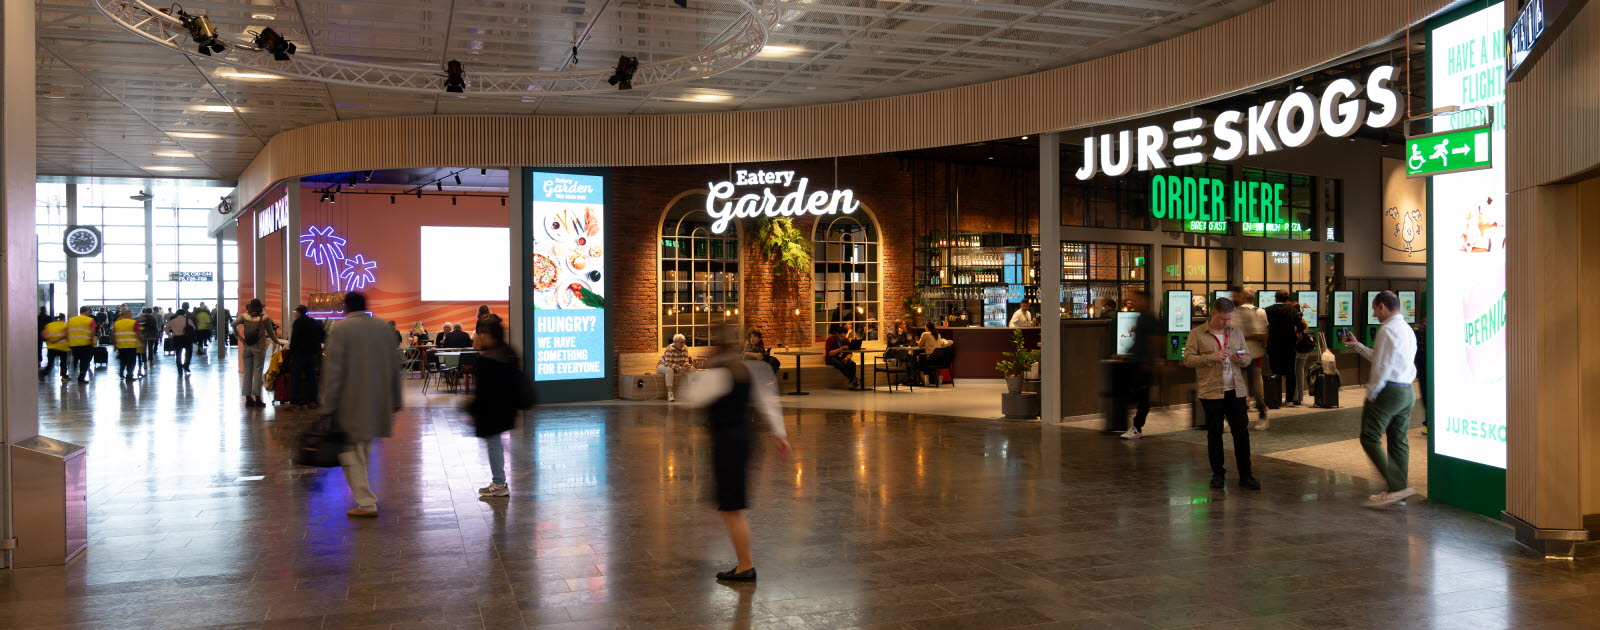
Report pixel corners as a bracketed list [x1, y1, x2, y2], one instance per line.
[176, 7, 226, 56]
[444, 60, 466, 93]
[607, 56, 638, 90]
[435, 181, 444, 192]
[390, 195, 396, 204]
[453, 175, 462, 186]
[252, 27, 296, 61]
[451, 196, 458, 206]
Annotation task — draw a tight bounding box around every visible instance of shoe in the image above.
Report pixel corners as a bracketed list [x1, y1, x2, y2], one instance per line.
[478, 483, 510, 497]
[715, 567, 757, 582]
[1210, 474, 1225, 489]
[1254, 418, 1270, 431]
[1120, 427, 1142, 440]
[667, 392, 676, 403]
[59, 377, 69, 383]
[1239, 477, 1261, 490]
[1364, 492, 1406, 508]
[346, 506, 378, 517]
[1257, 407, 1267, 421]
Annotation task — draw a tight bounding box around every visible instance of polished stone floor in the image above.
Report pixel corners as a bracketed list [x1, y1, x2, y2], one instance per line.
[10, 352, 1600, 630]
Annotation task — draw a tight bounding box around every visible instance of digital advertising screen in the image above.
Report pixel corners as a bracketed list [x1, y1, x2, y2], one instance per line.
[1398, 291, 1419, 323]
[1258, 290, 1277, 308]
[530, 172, 606, 381]
[1116, 311, 1140, 355]
[1431, 1, 1507, 469]
[1215, 289, 1231, 305]
[1297, 291, 1319, 329]
[1166, 290, 1192, 333]
[420, 226, 509, 301]
[1366, 291, 1382, 325]
[1332, 291, 1355, 327]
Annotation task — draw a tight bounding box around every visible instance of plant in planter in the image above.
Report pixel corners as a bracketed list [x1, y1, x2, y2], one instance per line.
[753, 217, 812, 275]
[902, 288, 925, 321]
[994, 328, 1040, 394]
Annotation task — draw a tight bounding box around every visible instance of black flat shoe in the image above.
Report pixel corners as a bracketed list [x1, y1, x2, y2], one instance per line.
[715, 567, 756, 582]
[1210, 474, 1225, 489]
[1239, 477, 1261, 490]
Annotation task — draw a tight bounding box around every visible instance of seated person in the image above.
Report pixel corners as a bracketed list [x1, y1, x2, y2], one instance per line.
[436, 322, 453, 346]
[440, 324, 473, 348]
[744, 329, 781, 374]
[824, 324, 861, 390]
[885, 320, 913, 348]
[409, 321, 431, 346]
[916, 324, 954, 385]
[658, 333, 695, 402]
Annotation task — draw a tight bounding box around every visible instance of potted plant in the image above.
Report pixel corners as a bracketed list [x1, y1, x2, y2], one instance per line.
[994, 328, 1040, 394]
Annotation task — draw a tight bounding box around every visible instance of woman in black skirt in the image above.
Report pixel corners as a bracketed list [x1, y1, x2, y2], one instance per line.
[682, 330, 790, 582]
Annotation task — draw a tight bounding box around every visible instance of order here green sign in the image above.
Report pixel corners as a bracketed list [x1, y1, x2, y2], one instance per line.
[1406, 124, 1493, 177]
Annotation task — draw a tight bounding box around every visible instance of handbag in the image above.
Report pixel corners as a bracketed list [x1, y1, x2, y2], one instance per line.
[293, 415, 346, 467]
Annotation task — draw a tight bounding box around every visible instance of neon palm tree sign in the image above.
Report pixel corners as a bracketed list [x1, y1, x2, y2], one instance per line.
[299, 226, 378, 291]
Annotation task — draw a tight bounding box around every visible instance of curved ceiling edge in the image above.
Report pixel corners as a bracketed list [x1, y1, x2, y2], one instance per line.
[235, 0, 1451, 210]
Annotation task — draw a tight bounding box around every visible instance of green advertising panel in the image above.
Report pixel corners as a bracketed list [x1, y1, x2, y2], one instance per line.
[1407, 124, 1493, 177]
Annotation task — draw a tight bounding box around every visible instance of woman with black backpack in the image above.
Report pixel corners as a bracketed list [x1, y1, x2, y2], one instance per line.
[235, 299, 281, 407]
[469, 320, 532, 497]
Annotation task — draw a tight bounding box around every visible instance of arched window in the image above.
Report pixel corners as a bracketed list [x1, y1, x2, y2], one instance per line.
[659, 193, 741, 347]
[813, 214, 879, 341]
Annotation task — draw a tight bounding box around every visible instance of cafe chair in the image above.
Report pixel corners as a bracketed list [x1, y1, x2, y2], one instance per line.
[421, 350, 457, 394]
[873, 348, 914, 392]
[457, 353, 478, 394]
[921, 346, 956, 388]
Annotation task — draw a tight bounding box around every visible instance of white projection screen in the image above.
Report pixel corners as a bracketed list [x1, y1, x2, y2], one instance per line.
[420, 226, 510, 301]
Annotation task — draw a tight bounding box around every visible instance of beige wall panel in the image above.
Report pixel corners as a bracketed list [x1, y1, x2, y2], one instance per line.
[1583, 178, 1600, 516]
[233, 0, 1453, 207]
[1508, 1, 1600, 192]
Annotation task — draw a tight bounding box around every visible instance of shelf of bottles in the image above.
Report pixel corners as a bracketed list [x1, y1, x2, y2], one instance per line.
[915, 231, 1041, 321]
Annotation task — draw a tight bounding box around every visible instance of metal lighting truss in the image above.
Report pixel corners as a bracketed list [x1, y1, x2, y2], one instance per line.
[93, 0, 782, 96]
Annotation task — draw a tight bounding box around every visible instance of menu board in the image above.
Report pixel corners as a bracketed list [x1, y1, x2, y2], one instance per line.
[1297, 291, 1319, 329]
[1366, 291, 1382, 325]
[1115, 311, 1140, 355]
[1214, 289, 1231, 305]
[1398, 291, 1418, 323]
[1332, 291, 1355, 327]
[1258, 290, 1277, 308]
[531, 172, 606, 381]
[1165, 290, 1192, 333]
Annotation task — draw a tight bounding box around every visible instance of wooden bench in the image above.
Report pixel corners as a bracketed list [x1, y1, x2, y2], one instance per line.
[616, 344, 871, 398]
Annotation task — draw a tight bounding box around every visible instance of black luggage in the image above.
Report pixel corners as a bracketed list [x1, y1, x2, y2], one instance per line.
[93, 346, 109, 365]
[272, 373, 292, 405]
[293, 416, 346, 468]
[1262, 373, 1284, 409]
[1312, 372, 1341, 408]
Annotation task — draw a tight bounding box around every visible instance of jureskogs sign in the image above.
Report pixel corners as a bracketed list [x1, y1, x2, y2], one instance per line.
[1074, 65, 1402, 180]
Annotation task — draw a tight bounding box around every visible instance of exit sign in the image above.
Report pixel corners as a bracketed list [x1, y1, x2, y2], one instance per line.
[1406, 124, 1492, 178]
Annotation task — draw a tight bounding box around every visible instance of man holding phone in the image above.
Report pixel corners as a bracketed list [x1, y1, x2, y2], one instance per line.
[1183, 297, 1259, 490]
[1342, 291, 1418, 508]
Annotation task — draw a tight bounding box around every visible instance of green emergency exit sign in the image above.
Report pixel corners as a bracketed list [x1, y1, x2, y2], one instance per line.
[1406, 124, 1493, 177]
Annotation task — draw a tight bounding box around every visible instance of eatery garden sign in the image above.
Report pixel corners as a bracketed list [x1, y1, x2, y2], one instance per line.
[706, 169, 860, 234]
[1074, 65, 1403, 180]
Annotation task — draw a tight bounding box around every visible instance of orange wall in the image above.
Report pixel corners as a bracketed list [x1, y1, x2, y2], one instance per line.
[297, 188, 510, 329]
[260, 231, 282, 319]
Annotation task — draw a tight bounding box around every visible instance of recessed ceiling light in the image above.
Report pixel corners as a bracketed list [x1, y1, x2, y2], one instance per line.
[220, 71, 281, 80]
[169, 132, 223, 139]
[144, 166, 186, 172]
[196, 105, 237, 113]
[758, 45, 804, 58]
[688, 92, 731, 102]
[251, 13, 275, 20]
[152, 151, 194, 158]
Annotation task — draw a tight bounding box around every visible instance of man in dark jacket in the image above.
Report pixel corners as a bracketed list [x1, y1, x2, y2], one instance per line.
[441, 323, 473, 348]
[288, 305, 326, 406]
[1264, 291, 1304, 408]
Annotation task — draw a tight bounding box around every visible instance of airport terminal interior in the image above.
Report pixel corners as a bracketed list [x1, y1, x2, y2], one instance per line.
[5, 0, 1600, 629]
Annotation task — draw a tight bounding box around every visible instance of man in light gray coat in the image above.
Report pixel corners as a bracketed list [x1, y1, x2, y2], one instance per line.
[320, 292, 403, 517]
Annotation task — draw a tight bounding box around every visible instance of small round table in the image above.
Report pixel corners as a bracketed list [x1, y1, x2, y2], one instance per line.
[773, 350, 822, 395]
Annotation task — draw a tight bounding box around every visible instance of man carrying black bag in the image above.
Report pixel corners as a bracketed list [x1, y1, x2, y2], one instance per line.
[318, 292, 402, 518]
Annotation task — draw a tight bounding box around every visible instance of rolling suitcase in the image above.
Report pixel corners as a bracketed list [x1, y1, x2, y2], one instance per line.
[1262, 372, 1284, 409]
[93, 346, 109, 365]
[1312, 371, 1341, 408]
[272, 373, 292, 405]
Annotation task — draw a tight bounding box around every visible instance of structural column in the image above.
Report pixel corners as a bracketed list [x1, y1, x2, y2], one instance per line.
[1039, 133, 1062, 425]
[283, 182, 301, 322]
[507, 168, 526, 348]
[1, 0, 41, 568]
[65, 184, 77, 314]
[216, 234, 225, 355]
[144, 195, 154, 308]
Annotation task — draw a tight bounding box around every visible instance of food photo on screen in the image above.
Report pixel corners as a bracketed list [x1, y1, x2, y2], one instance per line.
[532, 202, 604, 310]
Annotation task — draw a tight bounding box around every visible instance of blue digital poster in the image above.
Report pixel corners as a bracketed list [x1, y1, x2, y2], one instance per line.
[530, 172, 606, 381]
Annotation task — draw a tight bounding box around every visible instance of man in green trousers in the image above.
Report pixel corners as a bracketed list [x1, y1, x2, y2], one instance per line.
[1342, 291, 1418, 508]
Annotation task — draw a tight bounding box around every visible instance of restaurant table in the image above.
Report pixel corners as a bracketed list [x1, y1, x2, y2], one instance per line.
[773, 350, 822, 395]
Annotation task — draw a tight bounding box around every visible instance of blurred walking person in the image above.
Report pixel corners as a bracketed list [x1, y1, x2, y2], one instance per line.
[469, 320, 529, 497]
[66, 306, 97, 384]
[40, 314, 68, 382]
[1342, 291, 1419, 508]
[1117, 290, 1164, 439]
[194, 303, 214, 353]
[681, 328, 791, 582]
[1184, 298, 1259, 490]
[320, 292, 403, 517]
[138, 307, 161, 377]
[165, 307, 196, 373]
[112, 308, 141, 381]
[1232, 287, 1271, 428]
[235, 299, 281, 407]
[288, 306, 326, 406]
[1264, 291, 1303, 408]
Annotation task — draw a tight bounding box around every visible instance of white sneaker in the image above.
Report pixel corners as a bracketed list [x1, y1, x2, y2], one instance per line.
[1254, 418, 1270, 431]
[1364, 492, 1403, 508]
[667, 392, 676, 403]
[1120, 427, 1142, 439]
[478, 483, 509, 497]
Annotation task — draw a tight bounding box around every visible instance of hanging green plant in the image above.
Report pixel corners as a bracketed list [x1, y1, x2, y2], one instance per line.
[754, 217, 812, 275]
[902, 287, 925, 318]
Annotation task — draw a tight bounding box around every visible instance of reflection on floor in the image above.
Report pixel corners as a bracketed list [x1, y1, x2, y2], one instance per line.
[13, 355, 1598, 630]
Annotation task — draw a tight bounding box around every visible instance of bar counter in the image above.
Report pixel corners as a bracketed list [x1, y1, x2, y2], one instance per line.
[940, 326, 1042, 379]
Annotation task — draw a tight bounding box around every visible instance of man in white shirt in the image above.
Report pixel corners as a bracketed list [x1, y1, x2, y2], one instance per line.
[1009, 302, 1039, 328]
[1232, 287, 1271, 429]
[1342, 291, 1418, 508]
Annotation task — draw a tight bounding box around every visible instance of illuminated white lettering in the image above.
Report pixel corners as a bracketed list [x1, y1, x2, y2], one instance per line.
[1276, 90, 1319, 149]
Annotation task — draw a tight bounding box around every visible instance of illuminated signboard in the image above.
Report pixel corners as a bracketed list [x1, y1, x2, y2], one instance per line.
[300, 226, 378, 291]
[256, 194, 288, 237]
[1297, 291, 1320, 329]
[531, 172, 606, 381]
[1074, 65, 1402, 180]
[1115, 311, 1140, 355]
[1150, 174, 1306, 235]
[1332, 291, 1355, 327]
[705, 169, 859, 233]
[1165, 290, 1192, 333]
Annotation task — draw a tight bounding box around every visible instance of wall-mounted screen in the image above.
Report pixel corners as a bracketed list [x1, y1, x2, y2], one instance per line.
[1332, 291, 1355, 327]
[1398, 290, 1418, 323]
[531, 172, 606, 381]
[1366, 291, 1382, 325]
[1116, 311, 1140, 355]
[1166, 290, 1192, 333]
[420, 226, 510, 301]
[1297, 291, 1319, 329]
[1258, 290, 1277, 308]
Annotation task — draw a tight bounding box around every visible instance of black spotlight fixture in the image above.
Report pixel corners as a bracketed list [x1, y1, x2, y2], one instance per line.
[390, 194, 396, 204]
[252, 27, 296, 61]
[175, 5, 226, 56]
[607, 55, 638, 90]
[435, 181, 444, 192]
[453, 175, 462, 186]
[444, 60, 466, 93]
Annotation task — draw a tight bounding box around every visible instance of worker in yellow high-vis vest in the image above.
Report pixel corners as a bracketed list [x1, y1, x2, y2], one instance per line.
[40, 314, 69, 382]
[66, 306, 97, 383]
[112, 308, 141, 382]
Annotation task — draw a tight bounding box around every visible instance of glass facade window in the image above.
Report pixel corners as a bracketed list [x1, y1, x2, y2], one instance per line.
[1062, 165, 1153, 230]
[1239, 169, 1314, 240]
[1157, 163, 1232, 235]
[1241, 249, 1312, 301]
[1323, 178, 1344, 242]
[659, 193, 741, 347]
[814, 215, 879, 341]
[1161, 246, 1230, 317]
[1061, 242, 1146, 318]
